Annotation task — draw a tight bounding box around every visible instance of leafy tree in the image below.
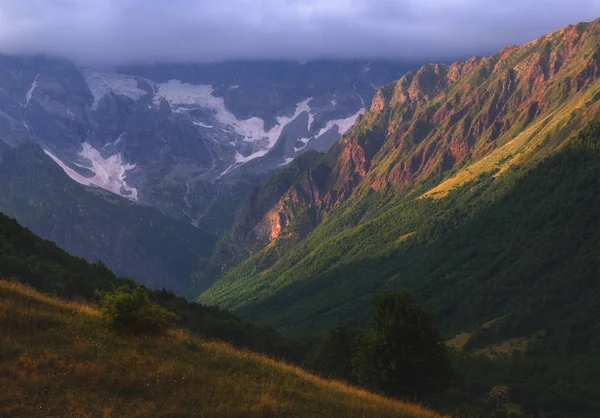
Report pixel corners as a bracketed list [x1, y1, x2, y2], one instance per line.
[310, 325, 358, 381]
[97, 285, 179, 334]
[354, 290, 453, 400]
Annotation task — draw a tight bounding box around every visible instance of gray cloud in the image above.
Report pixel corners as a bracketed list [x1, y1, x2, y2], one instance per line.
[0, 0, 598, 64]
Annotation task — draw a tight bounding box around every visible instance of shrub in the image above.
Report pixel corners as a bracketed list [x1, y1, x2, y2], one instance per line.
[97, 285, 179, 334]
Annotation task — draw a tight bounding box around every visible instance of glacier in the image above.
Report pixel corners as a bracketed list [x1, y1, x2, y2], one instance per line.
[82, 69, 147, 110]
[44, 143, 138, 201]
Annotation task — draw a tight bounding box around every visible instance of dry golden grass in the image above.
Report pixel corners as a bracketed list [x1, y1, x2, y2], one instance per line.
[474, 337, 532, 359]
[395, 232, 416, 244]
[445, 332, 472, 351]
[0, 280, 444, 418]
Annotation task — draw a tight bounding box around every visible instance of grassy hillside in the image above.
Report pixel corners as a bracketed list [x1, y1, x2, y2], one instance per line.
[200, 121, 600, 344]
[197, 123, 600, 417]
[0, 280, 441, 418]
[0, 210, 308, 361]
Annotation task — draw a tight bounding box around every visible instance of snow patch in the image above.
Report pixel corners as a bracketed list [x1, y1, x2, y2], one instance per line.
[279, 158, 294, 166]
[193, 121, 214, 129]
[44, 149, 95, 187]
[354, 84, 366, 108]
[317, 108, 365, 138]
[155, 80, 292, 150]
[229, 85, 240, 89]
[45, 143, 138, 201]
[82, 69, 147, 110]
[106, 132, 125, 147]
[154, 80, 314, 166]
[232, 99, 312, 163]
[293, 137, 311, 153]
[25, 74, 39, 106]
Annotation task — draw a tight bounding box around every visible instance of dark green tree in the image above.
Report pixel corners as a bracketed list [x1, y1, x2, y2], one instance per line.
[311, 325, 358, 381]
[354, 290, 453, 400]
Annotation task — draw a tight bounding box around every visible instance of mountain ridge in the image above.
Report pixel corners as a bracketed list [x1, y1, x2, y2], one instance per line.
[0, 140, 215, 290]
[0, 57, 414, 291]
[197, 17, 600, 343]
[201, 18, 600, 277]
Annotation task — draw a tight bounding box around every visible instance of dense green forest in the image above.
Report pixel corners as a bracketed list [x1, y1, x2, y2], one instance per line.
[200, 120, 600, 417]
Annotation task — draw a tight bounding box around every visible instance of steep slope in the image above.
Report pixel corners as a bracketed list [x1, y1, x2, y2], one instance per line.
[0, 56, 410, 225]
[0, 210, 312, 360]
[199, 18, 600, 345]
[0, 280, 441, 418]
[209, 18, 600, 258]
[0, 56, 412, 291]
[0, 142, 215, 291]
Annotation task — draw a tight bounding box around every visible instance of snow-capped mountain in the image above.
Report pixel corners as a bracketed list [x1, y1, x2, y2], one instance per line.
[0, 56, 410, 228]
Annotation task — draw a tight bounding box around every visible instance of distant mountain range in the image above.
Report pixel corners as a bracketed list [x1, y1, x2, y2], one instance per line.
[0, 57, 412, 287]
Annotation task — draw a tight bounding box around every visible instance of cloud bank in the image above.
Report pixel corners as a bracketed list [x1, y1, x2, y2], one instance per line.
[0, 0, 598, 64]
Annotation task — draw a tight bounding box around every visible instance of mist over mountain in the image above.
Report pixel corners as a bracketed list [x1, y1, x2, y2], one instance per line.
[0, 1, 598, 64]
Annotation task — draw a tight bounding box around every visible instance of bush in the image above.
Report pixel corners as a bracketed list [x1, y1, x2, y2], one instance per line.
[97, 285, 179, 334]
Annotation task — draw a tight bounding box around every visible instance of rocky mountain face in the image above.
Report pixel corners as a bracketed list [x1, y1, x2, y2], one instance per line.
[199, 15, 600, 358]
[0, 57, 408, 224]
[210, 19, 600, 269]
[0, 140, 215, 290]
[0, 57, 411, 288]
[197, 24, 600, 416]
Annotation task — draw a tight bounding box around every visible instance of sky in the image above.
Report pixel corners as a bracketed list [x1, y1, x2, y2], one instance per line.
[0, 0, 598, 65]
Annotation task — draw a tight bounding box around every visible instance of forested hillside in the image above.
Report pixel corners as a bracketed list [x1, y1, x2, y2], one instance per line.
[196, 18, 600, 417]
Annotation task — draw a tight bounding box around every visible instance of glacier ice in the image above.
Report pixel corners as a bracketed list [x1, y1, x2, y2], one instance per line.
[44, 143, 138, 201]
[82, 69, 147, 110]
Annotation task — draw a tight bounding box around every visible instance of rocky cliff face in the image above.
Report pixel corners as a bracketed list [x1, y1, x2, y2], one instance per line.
[0, 141, 215, 290]
[0, 58, 411, 289]
[0, 58, 409, 225]
[222, 19, 600, 256]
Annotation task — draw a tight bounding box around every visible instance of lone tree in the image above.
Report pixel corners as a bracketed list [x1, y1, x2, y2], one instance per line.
[354, 290, 453, 400]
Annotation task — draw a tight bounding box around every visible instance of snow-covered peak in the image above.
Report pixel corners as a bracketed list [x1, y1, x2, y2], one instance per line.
[82, 69, 147, 110]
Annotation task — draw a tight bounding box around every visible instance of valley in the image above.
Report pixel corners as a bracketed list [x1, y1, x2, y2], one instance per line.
[1, 8, 600, 417]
